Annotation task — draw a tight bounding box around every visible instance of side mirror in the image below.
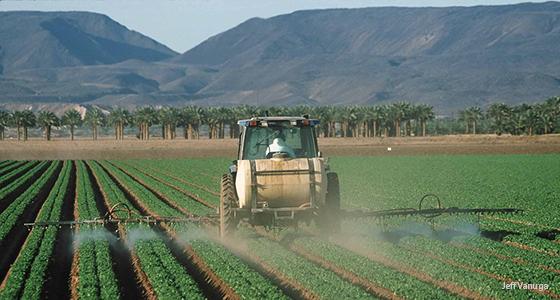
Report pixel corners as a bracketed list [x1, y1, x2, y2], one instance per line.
[317, 151, 323, 157]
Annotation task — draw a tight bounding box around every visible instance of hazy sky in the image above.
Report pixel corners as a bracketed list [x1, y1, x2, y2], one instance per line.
[0, 0, 549, 53]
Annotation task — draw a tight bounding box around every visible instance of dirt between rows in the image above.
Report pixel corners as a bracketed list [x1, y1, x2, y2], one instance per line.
[1, 134, 559, 160]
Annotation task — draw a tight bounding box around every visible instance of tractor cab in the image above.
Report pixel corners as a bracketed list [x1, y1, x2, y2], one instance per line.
[237, 116, 321, 160]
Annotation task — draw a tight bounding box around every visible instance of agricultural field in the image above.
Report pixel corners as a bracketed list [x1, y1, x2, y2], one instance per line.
[0, 154, 558, 299]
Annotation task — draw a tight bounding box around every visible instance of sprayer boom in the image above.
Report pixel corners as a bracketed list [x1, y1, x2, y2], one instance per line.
[342, 194, 523, 220]
[343, 207, 523, 219]
[24, 216, 216, 228]
[24, 203, 218, 228]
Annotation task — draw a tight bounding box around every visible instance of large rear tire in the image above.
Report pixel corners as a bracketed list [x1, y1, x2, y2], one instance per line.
[220, 174, 239, 238]
[319, 172, 341, 234]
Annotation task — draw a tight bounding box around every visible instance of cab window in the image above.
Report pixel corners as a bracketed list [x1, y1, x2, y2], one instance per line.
[242, 125, 317, 160]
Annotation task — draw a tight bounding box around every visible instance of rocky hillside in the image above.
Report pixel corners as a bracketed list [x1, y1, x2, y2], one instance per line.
[0, 11, 176, 74]
[1, 3, 560, 114]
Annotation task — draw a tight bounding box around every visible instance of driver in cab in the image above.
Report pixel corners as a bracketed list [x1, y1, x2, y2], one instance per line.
[265, 137, 296, 159]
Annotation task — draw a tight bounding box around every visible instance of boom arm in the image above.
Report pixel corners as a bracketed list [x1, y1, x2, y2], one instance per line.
[341, 194, 523, 220]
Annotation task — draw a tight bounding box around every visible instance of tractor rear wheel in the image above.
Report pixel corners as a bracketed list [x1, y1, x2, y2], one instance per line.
[320, 172, 341, 234]
[220, 174, 239, 238]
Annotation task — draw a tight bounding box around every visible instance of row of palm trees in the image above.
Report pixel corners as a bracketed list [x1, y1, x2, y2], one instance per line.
[459, 97, 560, 135]
[0, 97, 558, 141]
[0, 103, 436, 141]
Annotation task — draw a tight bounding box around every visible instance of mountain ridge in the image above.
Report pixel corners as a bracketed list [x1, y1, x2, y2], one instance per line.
[0, 11, 177, 73]
[1, 3, 560, 114]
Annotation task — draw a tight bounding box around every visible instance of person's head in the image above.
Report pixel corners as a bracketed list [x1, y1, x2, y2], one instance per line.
[266, 137, 295, 158]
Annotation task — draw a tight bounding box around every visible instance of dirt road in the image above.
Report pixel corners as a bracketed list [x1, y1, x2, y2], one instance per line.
[1, 135, 559, 160]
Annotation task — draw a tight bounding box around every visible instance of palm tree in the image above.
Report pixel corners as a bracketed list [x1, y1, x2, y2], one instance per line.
[535, 102, 555, 134]
[84, 108, 106, 140]
[227, 106, 245, 138]
[415, 104, 435, 136]
[354, 106, 368, 137]
[12, 110, 36, 141]
[37, 111, 60, 141]
[378, 105, 393, 137]
[204, 107, 220, 139]
[390, 102, 410, 137]
[0, 110, 11, 140]
[545, 96, 560, 133]
[487, 103, 512, 135]
[62, 109, 83, 140]
[465, 106, 483, 134]
[134, 106, 158, 140]
[159, 107, 181, 140]
[182, 106, 204, 139]
[369, 106, 383, 138]
[403, 104, 417, 136]
[108, 108, 132, 140]
[521, 105, 539, 136]
[458, 110, 470, 134]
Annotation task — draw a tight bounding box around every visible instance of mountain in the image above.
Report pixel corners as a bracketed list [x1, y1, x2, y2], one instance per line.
[0, 11, 177, 73]
[172, 2, 560, 112]
[1, 4, 560, 114]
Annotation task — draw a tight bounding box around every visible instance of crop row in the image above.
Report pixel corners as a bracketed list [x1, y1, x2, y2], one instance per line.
[0, 161, 27, 179]
[132, 159, 223, 192]
[98, 161, 290, 299]
[347, 216, 560, 297]
[379, 215, 560, 269]
[0, 161, 37, 187]
[191, 238, 288, 299]
[0, 160, 11, 169]
[0, 161, 70, 299]
[234, 228, 373, 299]
[0, 161, 59, 240]
[478, 218, 560, 256]
[0, 161, 45, 201]
[125, 160, 220, 206]
[73, 161, 120, 300]
[293, 236, 457, 299]
[389, 216, 560, 274]
[399, 235, 559, 297]
[86, 161, 205, 299]
[106, 161, 213, 215]
[353, 233, 550, 299]
[451, 236, 560, 272]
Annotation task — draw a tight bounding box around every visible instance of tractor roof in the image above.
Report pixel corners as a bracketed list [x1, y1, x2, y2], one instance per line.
[237, 116, 320, 126]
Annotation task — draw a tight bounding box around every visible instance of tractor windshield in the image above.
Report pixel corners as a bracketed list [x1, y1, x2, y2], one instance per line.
[242, 125, 317, 160]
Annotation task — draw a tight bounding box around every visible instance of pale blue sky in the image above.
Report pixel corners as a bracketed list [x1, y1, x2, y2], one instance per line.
[0, 0, 550, 53]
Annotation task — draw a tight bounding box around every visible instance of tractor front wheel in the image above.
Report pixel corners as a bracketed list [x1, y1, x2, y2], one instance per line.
[220, 174, 239, 238]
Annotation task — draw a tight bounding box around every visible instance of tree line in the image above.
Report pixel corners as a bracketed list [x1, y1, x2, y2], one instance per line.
[0, 97, 558, 141]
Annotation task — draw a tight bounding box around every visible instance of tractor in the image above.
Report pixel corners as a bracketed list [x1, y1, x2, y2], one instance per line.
[219, 116, 339, 237]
